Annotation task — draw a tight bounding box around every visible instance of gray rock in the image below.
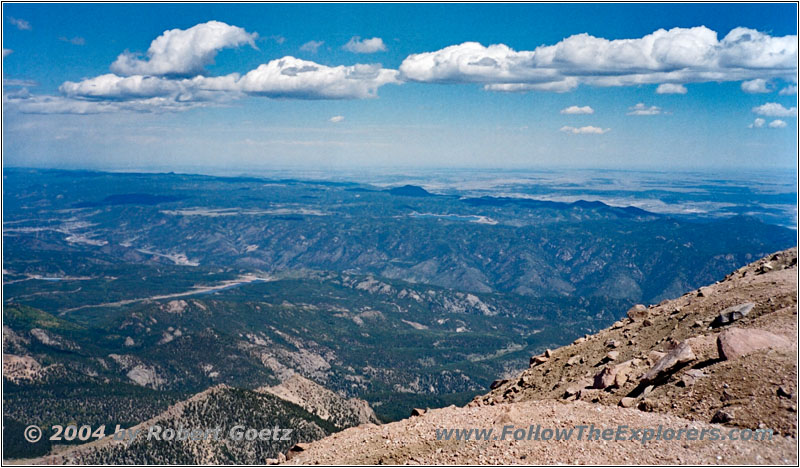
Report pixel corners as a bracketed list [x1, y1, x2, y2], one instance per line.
[710, 302, 755, 328]
[627, 304, 648, 321]
[641, 341, 696, 384]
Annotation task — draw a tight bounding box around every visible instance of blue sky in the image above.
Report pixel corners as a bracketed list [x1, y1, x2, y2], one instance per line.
[2, 3, 798, 171]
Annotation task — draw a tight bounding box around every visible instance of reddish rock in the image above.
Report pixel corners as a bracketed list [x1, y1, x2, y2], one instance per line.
[717, 328, 792, 360]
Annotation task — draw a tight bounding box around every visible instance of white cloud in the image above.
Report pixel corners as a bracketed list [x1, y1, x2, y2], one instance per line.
[484, 77, 578, 93]
[752, 102, 797, 117]
[44, 56, 401, 114]
[627, 103, 662, 115]
[329, 115, 345, 123]
[560, 125, 609, 134]
[3, 88, 204, 114]
[769, 119, 787, 128]
[655, 83, 687, 94]
[741, 78, 772, 93]
[269, 35, 286, 45]
[110, 21, 257, 76]
[343, 37, 387, 53]
[300, 40, 324, 53]
[3, 78, 37, 87]
[560, 105, 594, 115]
[8, 17, 31, 31]
[237, 57, 400, 99]
[399, 26, 797, 93]
[59, 36, 86, 46]
[779, 85, 798, 95]
[2, 48, 12, 58]
[749, 118, 766, 128]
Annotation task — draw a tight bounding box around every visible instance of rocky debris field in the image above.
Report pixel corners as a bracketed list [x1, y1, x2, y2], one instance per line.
[479, 248, 798, 438]
[286, 399, 796, 465]
[286, 249, 798, 465]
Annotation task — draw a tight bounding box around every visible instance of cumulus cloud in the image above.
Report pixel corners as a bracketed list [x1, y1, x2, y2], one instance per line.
[30, 55, 400, 114]
[2, 48, 12, 58]
[399, 26, 797, 93]
[741, 78, 772, 93]
[110, 21, 257, 76]
[779, 85, 797, 95]
[627, 103, 662, 115]
[8, 17, 31, 30]
[329, 115, 345, 123]
[561, 105, 594, 115]
[769, 119, 787, 128]
[236, 57, 400, 99]
[343, 37, 387, 53]
[749, 118, 766, 128]
[752, 102, 797, 117]
[560, 125, 609, 134]
[656, 83, 687, 94]
[300, 40, 325, 53]
[10, 20, 403, 114]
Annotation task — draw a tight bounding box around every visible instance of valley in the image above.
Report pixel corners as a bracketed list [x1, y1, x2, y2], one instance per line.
[2, 168, 796, 461]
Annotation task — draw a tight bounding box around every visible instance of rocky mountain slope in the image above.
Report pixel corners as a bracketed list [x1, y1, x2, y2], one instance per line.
[24, 375, 379, 464]
[260, 374, 380, 429]
[287, 248, 798, 465]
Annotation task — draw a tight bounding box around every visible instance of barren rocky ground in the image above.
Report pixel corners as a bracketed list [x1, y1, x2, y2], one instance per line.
[287, 249, 799, 465]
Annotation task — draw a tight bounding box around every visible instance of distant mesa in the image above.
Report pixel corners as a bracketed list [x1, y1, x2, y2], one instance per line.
[387, 185, 433, 197]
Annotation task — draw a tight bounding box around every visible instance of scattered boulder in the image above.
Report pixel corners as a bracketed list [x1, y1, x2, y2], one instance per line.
[544, 349, 552, 358]
[606, 351, 619, 361]
[641, 341, 696, 384]
[758, 262, 774, 274]
[710, 302, 755, 328]
[619, 397, 637, 408]
[593, 361, 632, 389]
[627, 304, 648, 321]
[697, 286, 713, 297]
[530, 355, 548, 366]
[593, 367, 617, 389]
[566, 355, 582, 366]
[717, 328, 792, 360]
[286, 443, 311, 461]
[563, 385, 581, 399]
[573, 336, 587, 345]
[606, 340, 621, 349]
[711, 409, 733, 424]
[490, 379, 508, 390]
[410, 408, 427, 417]
[777, 386, 794, 399]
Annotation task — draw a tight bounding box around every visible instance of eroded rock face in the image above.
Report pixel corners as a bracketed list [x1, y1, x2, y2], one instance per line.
[641, 341, 695, 384]
[717, 328, 792, 360]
